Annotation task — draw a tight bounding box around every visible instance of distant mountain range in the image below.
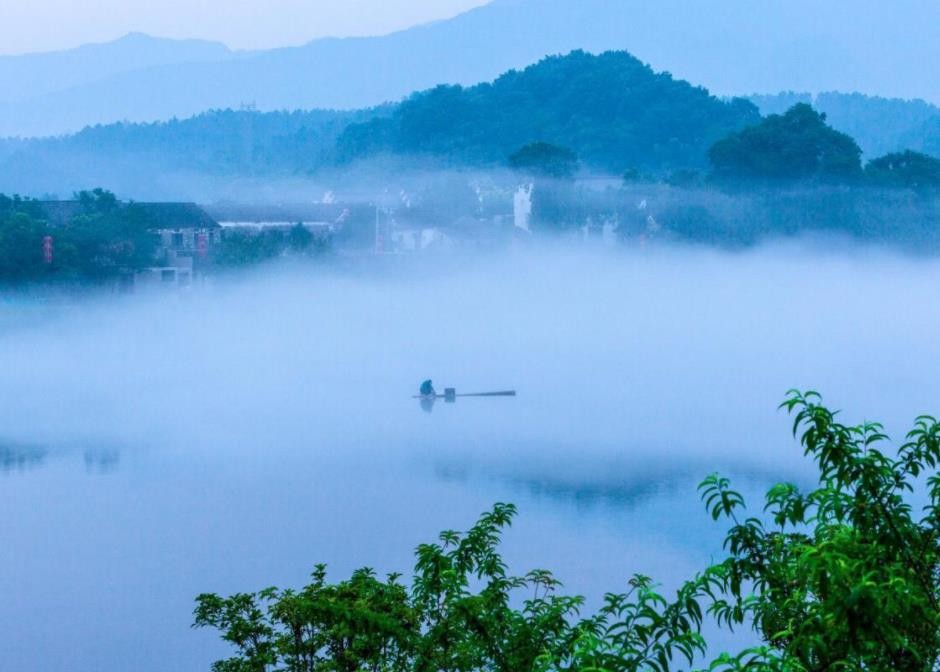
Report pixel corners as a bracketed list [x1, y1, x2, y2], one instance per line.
[0, 33, 232, 107]
[3, 0, 940, 137]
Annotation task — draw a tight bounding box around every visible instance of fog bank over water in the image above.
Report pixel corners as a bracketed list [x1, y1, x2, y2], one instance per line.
[2, 243, 940, 670]
[2, 243, 937, 457]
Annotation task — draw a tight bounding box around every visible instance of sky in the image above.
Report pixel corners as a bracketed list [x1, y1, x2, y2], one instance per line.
[0, 0, 491, 55]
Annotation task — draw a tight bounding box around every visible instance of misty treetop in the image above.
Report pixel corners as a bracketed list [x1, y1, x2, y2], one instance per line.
[750, 91, 940, 159]
[0, 189, 158, 284]
[337, 50, 761, 172]
[709, 104, 864, 182]
[706, 103, 940, 191]
[865, 150, 940, 190]
[213, 223, 329, 269]
[508, 142, 580, 179]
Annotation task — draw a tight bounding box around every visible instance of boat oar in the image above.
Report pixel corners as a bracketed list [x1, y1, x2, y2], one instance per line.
[412, 388, 516, 401]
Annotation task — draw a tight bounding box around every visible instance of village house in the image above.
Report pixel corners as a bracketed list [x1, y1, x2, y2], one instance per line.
[139, 203, 221, 287]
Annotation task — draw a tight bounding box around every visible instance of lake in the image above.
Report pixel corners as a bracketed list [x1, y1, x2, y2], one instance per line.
[2, 244, 939, 671]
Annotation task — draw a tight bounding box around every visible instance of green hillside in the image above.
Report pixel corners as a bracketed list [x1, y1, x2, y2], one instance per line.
[338, 50, 761, 172]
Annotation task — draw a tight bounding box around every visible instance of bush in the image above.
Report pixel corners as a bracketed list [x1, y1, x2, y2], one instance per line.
[196, 392, 940, 671]
[704, 390, 940, 671]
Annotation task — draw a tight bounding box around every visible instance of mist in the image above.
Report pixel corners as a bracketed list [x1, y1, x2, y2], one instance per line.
[6, 243, 939, 450]
[2, 243, 940, 669]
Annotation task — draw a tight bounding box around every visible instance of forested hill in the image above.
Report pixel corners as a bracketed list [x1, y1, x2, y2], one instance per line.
[338, 51, 761, 172]
[0, 107, 382, 197]
[8, 108, 376, 172]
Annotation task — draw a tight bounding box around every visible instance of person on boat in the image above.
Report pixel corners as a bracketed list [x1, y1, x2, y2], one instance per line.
[420, 380, 436, 398]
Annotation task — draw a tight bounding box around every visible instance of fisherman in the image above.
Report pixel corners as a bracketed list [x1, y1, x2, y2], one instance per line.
[419, 379, 436, 398]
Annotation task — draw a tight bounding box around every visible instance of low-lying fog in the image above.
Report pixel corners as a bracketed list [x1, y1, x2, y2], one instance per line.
[2, 243, 939, 670]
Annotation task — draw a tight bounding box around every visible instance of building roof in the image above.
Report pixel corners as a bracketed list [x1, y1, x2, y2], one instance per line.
[204, 203, 358, 224]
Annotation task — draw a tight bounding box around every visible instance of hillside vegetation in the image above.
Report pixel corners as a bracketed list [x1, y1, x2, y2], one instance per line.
[338, 50, 761, 172]
[4, 108, 375, 175]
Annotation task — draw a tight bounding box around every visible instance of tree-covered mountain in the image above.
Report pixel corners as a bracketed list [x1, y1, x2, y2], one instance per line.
[338, 51, 761, 172]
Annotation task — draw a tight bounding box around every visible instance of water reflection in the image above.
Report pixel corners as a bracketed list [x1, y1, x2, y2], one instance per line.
[0, 442, 46, 473]
[84, 448, 121, 474]
[0, 440, 122, 475]
[435, 451, 809, 512]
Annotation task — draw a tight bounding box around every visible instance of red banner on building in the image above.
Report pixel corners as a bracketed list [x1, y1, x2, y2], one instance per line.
[42, 236, 53, 264]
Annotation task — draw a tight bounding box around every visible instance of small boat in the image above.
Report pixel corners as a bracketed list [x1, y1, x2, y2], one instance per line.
[414, 380, 516, 403]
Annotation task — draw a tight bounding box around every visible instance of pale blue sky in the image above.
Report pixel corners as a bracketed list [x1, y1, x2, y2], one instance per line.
[0, 0, 491, 55]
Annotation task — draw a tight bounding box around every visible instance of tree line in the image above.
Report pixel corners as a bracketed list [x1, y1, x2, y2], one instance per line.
[512, 104, 940, 191]
[749, 91, 940, 159]
[0, 189, 156, 284]
[708, 104, 940, 189]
